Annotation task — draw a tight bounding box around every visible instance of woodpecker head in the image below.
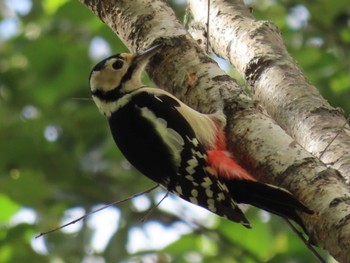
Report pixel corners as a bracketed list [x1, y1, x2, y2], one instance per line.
[89, 44, 162, 97]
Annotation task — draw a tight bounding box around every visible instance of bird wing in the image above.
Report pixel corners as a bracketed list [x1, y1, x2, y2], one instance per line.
[108, 89, 251, 227]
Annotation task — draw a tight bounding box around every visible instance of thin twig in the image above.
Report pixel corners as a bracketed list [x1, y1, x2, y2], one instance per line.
[70, 97, 93, 101]
[140, 191, 169, 222]
[36, 184, 159, 238]
[319, 114, 350, 160]
[284, 218, 326, 263]
[206, 0, 210, 53]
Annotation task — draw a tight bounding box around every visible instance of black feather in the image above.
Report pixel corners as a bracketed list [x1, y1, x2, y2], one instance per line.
[91, 88, 124, 102]
[226, 179, 313, 231]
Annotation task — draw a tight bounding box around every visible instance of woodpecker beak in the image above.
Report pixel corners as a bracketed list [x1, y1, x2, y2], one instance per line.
[133, 44, 162, 66]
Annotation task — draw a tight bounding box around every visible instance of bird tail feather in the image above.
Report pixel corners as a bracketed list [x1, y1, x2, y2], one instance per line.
[226, 179, 313, 232]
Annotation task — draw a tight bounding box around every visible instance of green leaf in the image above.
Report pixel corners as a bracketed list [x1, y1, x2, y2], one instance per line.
[42, 0, 70, 15]
[0, 194, 20, 223]
[330, 73, 350, 94]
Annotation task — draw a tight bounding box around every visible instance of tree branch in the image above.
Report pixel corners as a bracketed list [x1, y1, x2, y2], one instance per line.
[188, 0, 350, 261]
[188, 0, 350, 185]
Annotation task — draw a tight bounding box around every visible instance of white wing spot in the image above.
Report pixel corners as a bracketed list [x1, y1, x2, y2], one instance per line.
[175, 185, 183, 195]
[205, 188, 213, 198]
[191, 138, 199, 147]
[207, 199, 216, 212]
[185, 175, 194, 181]
[191, 189, 198, 197]
[185, 157, 198, 175]
[201, 177, 213, 188]
[204, 166, 215, 175]
[217, 192, 226, 201]
[189, 197, 198, 204]
[218, 182, 229, 192]
[191, 148, 204, 159]
[187, 136, 199, 147]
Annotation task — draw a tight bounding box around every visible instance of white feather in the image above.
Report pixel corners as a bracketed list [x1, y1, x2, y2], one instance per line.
[140, 107, 185, 167]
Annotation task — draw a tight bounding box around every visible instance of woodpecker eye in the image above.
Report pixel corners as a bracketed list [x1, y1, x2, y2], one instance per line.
[112, 60, 124, 70]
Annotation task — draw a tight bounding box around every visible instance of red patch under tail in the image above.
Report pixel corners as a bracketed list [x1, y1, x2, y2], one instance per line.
[207, 150, 256, 181]
[207, 122, 256, 181]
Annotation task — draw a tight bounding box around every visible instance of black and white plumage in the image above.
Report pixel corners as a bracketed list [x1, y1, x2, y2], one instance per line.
[89, 45, 312, 229]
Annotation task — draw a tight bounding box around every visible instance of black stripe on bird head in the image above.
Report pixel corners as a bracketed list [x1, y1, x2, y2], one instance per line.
[92, 54, 123, 72]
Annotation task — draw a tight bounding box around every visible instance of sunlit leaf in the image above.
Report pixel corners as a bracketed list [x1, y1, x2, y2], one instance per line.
[42, 0, 69, 15]
[0, 194, 20, 222]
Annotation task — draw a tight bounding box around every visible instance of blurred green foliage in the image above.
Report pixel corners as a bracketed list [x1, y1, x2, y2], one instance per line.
[0, 0, 348, 262]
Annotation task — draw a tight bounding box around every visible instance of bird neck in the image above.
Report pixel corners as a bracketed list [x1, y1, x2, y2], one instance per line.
[120, 77, 144, 94]
[92, 80, 147, 118]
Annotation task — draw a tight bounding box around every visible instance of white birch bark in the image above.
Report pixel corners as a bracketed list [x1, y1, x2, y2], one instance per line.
[188, 0, 350, 185]
[79, 0, 350, 261]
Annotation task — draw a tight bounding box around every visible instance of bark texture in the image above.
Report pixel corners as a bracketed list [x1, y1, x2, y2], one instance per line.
[80, 0, 350, 261]
[188, 0, 350, 185]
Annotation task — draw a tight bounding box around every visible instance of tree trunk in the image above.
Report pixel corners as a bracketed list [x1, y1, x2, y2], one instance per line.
[79, 0, 350, 261]
[188, 0, 350, 185]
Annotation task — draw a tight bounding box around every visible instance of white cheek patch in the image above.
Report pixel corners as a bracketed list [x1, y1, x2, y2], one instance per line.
[140, 107, 185, 167]
[91, 69, 123, 92]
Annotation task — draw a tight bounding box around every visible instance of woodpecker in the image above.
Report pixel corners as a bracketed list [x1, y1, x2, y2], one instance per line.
[89, 44, 312, 229]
